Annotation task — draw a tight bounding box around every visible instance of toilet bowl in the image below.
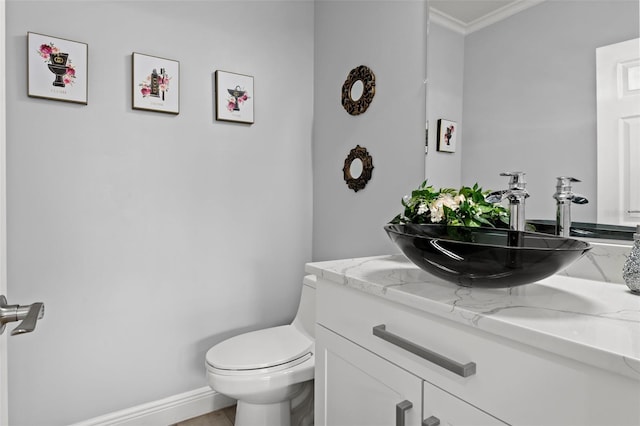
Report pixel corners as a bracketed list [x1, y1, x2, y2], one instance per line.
[206, 275, 316, 426]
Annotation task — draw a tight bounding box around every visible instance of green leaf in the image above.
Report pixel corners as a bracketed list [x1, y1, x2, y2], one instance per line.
[392, 181, 510, 228]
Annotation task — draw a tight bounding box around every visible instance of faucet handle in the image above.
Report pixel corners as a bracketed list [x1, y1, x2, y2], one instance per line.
[500, 172, 526, 189]
[556, 176, 581, 192]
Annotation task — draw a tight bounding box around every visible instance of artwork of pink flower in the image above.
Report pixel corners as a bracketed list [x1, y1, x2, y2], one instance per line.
[39, 43, 52, 58]
[139, 69, 171, 98]
[226, 86, 250, 112]
[37, 42, 76, 87]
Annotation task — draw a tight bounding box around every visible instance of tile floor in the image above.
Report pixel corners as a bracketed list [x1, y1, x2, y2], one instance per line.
[173, 405, 236, 426]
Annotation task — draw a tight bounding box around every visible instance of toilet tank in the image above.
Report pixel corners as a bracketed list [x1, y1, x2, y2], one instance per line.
[292, 275, 316, 339]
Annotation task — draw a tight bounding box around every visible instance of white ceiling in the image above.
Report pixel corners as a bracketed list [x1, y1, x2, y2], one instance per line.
[429, 0, 545, 34]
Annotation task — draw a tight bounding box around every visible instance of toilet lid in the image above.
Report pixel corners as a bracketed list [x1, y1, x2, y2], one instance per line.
[206, 325, 313, 370]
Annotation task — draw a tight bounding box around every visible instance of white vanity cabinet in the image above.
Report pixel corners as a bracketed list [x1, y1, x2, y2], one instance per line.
[310, 259, 640, 426]
[316, 280, 506, 426]
[316, 325, 423, 426]
[316, 322, 505, 426]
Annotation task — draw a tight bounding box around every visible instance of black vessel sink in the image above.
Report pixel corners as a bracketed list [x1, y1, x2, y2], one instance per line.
[527, 220, 635, 241]
[384, 224, 592, 287]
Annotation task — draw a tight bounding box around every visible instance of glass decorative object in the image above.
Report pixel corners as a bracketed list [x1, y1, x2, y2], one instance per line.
[623, 225, 640, 294]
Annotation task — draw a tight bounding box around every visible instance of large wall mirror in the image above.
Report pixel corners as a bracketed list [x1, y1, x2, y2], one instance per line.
[425, 0, 639, 230]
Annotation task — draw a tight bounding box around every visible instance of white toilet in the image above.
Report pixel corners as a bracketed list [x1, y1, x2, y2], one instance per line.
[205, 275, 316, 426]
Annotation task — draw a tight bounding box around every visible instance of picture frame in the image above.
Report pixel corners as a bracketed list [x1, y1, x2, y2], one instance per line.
[132, 52, 180, 114]
[215, 70, 254, 124]
[27, 32, 88, 104]
[437, 119, 457, 153]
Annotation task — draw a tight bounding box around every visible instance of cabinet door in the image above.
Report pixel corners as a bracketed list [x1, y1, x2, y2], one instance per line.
[316, 325, 422, 426]
[423, 381, 506, 426]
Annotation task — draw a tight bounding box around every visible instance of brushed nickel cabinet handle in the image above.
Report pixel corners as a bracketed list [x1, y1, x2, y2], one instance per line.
[396, 400, 413, 426]
[373, 324, 476, 378]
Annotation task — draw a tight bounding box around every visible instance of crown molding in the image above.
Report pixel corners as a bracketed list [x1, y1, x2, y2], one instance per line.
[429, 7, 467, 34]
[429, 0, 546, 35]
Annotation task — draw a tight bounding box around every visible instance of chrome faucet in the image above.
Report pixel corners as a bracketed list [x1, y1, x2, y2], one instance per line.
[485, 172, 529, 231]
[553, 176, 588, 237]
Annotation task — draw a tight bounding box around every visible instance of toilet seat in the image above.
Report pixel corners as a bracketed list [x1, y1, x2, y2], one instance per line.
[206, 325, 313, 375]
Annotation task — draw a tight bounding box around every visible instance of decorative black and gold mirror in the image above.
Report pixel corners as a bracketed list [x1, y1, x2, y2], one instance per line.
[343, 145, 374, 192]
[341, 65, 376, 116]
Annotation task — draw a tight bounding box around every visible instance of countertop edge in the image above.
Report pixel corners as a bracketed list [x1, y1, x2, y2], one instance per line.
[305, 255, 640, 381]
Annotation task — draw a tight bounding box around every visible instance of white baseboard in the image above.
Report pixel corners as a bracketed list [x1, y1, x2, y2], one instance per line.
[70, 387, 236, 426]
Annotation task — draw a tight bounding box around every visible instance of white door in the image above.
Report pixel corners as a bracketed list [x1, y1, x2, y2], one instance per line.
[1, 0, 8, 423]
[0, 4, 44, 423]
[596, 38, 640, 226]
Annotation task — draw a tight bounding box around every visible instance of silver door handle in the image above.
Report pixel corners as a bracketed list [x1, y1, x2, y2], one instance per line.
[373, 324, 476, 377]
[0, 295, 45, 336]
[396, 400, 413, 426]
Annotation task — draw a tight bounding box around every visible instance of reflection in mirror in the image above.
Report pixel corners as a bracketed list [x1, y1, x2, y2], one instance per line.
[343, 145, 374, 192]
[350, 80, 364, 102]
[350, 158, 363, 179]
[425, 0, 639, 233]
[341, 65, 376, 115]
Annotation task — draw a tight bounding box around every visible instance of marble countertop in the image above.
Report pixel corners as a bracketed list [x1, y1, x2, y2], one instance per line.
[305, 254, 640, 380]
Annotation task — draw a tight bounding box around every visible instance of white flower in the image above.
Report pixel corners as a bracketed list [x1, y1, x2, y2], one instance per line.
[428, 194, 462, 223]
[417, 202, 429, 215]
[441, 194, 459, 210]
[429, 205, 444, 222]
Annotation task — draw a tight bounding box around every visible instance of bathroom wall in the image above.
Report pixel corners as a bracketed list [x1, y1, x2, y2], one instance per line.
[312, 0, 428, 261]
[5, 1, 313, 425]
[424, 20, 464, 189]
[461, 0, 639, 222]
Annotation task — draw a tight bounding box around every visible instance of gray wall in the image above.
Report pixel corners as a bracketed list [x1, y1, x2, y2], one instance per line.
[425, 20, 464, 189]
[6, 1, 313, 425]
[312, 0, 427, 261]
[461, 0, 639, 222]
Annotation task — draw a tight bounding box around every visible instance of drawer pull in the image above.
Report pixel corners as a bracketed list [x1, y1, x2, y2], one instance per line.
[423, 416, 441, 426]
[396, 400, 413, 426]
[373, 324, 476, 378]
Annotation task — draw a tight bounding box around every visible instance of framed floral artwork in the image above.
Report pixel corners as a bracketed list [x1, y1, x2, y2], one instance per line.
[132, 53, 180, 114]
[215, 70, 254, 124]
[27, 32, 88, 104]
[437, 119, 457, 153]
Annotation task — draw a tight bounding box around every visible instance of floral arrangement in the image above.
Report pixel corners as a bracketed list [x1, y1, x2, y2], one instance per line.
[227, 89, 250, 112]
[37, 42, 76, 86]
[390, 181, 510, 228]
[139, 69, 171, 98]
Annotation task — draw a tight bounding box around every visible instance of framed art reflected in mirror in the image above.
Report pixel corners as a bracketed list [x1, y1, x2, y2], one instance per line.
[437, 119, 456, 153]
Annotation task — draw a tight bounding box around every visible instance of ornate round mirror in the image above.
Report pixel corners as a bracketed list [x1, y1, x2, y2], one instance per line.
[341, 65, 376, 116]
[350, 80, 364, 101]
[343, 145, 374, 192]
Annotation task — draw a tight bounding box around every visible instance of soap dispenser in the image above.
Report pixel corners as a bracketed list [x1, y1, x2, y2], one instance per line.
[623, 225, 640, 293]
